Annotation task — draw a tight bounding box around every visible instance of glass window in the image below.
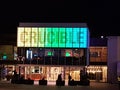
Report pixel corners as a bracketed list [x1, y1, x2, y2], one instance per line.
[66, 28, 72, 48]
[31, 28, 38, 47]
[52, 49, 59, 65]
[59, 49, 66, 65]
[52, 28, 59, 47]
[17, 27, 25, 47]
[45, 49, 52, 65]
[73, 28, 79, 48]
[45, 28, 52, 47]
[59, 28, 65, 48]
[38, 28, 45, 47]
[24, 28, 31, 47]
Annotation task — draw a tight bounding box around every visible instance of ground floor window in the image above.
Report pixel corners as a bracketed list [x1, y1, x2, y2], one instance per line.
[0, 65, 107, 83]
[87, 66, 107, 82]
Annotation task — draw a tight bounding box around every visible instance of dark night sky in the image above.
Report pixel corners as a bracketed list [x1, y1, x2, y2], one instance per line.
[0, 0, 120, 43]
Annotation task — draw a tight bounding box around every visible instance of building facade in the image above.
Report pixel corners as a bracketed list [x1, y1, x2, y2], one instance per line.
[16, 23, 89, 83]
[88, 38, 107, 82]
[0, 23, 109, 84]
[107, 36, 120, 84]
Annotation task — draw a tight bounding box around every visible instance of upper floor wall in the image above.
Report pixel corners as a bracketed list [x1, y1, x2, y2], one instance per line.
[89, 46, 107, 63]
[89, 38, 107, 64]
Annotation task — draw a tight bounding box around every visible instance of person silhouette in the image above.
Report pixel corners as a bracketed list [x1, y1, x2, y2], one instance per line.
[68, 74, 71, 81]
[58, 74, 62, 81]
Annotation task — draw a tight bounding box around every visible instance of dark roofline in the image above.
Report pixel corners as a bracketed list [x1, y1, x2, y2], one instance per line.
[90, 38, 107, 46]
[19, 23, 88, 27]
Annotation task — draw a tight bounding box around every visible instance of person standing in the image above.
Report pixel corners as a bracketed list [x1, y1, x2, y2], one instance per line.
[68, 74, 71, 81]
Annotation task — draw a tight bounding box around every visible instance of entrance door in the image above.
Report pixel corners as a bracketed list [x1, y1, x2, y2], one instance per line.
[47, 67, 64, 81]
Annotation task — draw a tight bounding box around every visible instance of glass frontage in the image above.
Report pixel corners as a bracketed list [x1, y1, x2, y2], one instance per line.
[17, 48, 87, 66]
[12, 65, 107, 82]
[0, 65, 107, 83]
[15, 65, 82, 81]
[87, 66, 107, 82]
[14, 23, 91, 84]
[0, 65, 15, 81]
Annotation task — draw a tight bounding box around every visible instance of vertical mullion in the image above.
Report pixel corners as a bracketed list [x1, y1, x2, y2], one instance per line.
[58, 27, 59, 65]
[44, 27, 45, 65]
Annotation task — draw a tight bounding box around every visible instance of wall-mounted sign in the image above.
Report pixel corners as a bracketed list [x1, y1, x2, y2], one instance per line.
[17, 27, 89, 48]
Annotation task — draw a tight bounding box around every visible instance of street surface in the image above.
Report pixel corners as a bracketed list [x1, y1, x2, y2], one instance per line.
[0, 81, 119, 90]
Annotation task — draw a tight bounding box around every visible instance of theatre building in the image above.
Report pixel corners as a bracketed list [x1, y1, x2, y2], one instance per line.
[16, 23, 89, 84]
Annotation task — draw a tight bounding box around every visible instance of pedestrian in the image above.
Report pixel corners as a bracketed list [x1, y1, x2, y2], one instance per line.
[68, 74, 71, 81]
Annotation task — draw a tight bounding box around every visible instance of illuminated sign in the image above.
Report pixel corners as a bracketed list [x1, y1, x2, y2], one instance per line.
[17, 27, 89, 48]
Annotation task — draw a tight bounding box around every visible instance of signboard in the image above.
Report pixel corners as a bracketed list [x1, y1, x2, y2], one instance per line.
[17, 27, 89, 48]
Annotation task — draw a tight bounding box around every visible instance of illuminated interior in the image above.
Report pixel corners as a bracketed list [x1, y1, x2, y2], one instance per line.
[15, 65, 82, 82]
[87, 66, 107, 82]
[2, 65, 107, 84]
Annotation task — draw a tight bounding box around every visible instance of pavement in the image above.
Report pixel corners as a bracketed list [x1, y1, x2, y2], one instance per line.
[0, 81, 119, 90]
